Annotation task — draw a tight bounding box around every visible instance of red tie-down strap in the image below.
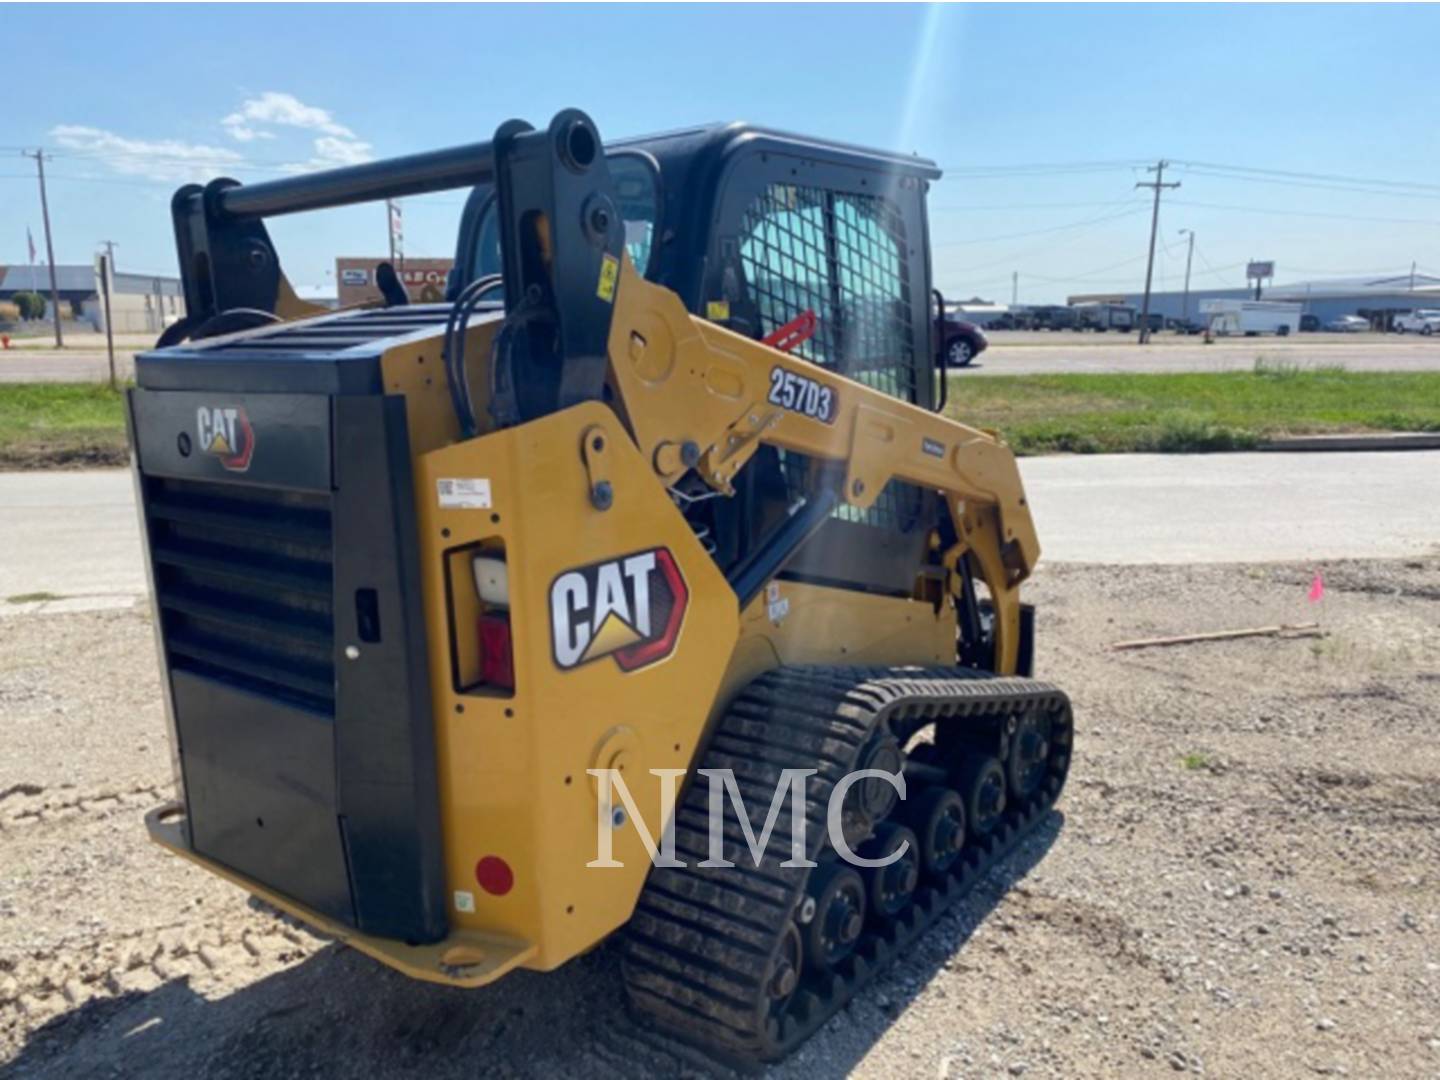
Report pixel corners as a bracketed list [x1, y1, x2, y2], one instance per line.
[762, 309, 818, 353]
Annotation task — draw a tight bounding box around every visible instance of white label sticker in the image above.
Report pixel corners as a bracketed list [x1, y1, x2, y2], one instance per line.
[768, 597, 790, 624]
[437, 477, 492, 509]
[766, 581, 781, 603]
[453, 890, 475, 913]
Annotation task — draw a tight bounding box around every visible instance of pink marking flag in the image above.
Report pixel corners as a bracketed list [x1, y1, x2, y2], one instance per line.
[1307, 571, 1325, 603]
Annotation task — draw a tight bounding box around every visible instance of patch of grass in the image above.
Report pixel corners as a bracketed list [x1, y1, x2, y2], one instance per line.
[949, 369, 1440, 454]
[0, 383, 129, 469]
[1180, 752, 1210, 771]
[6, 591, 62, 604]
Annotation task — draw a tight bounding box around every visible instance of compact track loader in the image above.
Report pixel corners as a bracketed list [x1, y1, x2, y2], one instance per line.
[131, 110, 1073, 1063]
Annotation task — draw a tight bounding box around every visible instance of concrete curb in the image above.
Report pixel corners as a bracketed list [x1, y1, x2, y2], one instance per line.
[1259, 432, 1440, 452]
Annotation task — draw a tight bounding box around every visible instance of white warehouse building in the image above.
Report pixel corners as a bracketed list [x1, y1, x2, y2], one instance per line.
[1070, 271, 1440, 329]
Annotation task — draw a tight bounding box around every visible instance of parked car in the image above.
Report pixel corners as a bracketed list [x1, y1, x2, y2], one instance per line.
[938, 309, 989, 367]
[1394, 309, 1440, 335]
[1167, 317, 1206, 335]
[1324, 314, 1369, 333]
[1137, 312, 1165, 333]
[1299, 313, 1321, 332]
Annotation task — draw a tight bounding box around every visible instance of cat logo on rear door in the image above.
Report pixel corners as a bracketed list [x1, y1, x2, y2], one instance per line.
[549, 548, 688, 673]
[195, 405, 255, 472]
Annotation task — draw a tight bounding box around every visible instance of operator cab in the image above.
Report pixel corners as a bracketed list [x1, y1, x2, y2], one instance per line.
[452, 124, 945, 598]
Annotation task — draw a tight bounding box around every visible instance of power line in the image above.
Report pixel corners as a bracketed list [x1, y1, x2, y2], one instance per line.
[1169, 197, 1438, 227]
[930, 198, 1145, 212]
[932, 202, 1145, 248]
[1019, 251, 1151, 284]
[1170, 159, 1440, 195]
[937, 159, 1148, 178]
[942, 204, 1150, 277]
[1173, 165, 1440, 202]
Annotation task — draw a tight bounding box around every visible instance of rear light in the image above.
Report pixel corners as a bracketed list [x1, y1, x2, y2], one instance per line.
[472, 556, 509, 605]
[478, 614, 514, 689]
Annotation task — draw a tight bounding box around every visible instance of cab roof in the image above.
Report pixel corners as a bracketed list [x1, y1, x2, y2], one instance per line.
[608, 121, 943, 181]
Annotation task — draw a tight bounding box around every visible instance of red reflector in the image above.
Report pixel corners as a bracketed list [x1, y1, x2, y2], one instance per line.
[475, 855, 514, 896]
[477, 614, 515, 689]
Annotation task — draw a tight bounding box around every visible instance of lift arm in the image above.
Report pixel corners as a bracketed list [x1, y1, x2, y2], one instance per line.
[603, 261, 1039, 673]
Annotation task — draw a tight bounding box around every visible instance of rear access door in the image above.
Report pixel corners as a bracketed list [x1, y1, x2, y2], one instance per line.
[129, 345, 447, 945]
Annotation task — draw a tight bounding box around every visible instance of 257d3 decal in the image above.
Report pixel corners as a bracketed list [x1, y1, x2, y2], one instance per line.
[768, 366, 836, 424]
[550, 548, 688, 673]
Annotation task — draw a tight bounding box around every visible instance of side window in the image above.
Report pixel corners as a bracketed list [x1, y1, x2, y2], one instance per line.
[609, 153, 659, 278]
[736, 179, 925, 534]
[832, 193, 916, 401]
[461, 152, 659, 292]
[737, 182, 917, 403]
[739, 185, 835, 367]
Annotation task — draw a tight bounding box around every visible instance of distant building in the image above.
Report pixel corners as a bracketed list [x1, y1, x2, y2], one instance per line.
[335, 257, 454, 307]
[0, 263, 184, 332]
[1069, 271, 1440, 330]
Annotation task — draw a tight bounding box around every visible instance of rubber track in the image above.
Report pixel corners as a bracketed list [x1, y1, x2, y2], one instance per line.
[621, 665, 1074, 1064]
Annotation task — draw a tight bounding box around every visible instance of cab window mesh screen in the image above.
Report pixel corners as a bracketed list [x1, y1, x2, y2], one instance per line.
[738, 184, 917, 397]
[739, 182, 923, 533]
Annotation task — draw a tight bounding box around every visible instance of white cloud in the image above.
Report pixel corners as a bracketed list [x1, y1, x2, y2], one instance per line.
[279, 135, 375, 174]
[221, 91, 373, 173]
[222, 91, 354, 139]
[49, 124, 245, 182]
[51, 92, 373, 186]
[223, 125, 276, 143]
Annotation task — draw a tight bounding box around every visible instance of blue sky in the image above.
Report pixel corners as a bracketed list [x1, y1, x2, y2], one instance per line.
[3, 3, 1437, 303]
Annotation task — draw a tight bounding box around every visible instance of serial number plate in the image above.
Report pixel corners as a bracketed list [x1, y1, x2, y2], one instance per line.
[768, 366, 836, 424]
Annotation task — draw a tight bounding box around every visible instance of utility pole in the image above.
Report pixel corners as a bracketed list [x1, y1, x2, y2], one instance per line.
[97, 252, 116, 390]
[1178, 228, 1195, 325]
[1411, 260, 1418, 292]
[1011, 270, 1018, 306]
[23, 150, 64, 347]
[1135, 160, 1180, 344]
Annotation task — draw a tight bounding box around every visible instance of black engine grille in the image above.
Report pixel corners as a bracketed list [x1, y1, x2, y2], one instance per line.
[194, 305, 458, 355]
[146, 476, 335, 714]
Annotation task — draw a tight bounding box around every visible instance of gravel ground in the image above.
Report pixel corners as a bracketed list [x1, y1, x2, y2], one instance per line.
[3, 559, 1439, 1078]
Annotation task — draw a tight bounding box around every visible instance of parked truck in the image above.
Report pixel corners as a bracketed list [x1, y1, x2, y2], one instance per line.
[1072, 302, 1136, 332]
[1200, 299, 1302, 337]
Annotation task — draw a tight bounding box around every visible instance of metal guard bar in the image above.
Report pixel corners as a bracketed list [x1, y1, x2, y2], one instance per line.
[213, 140, 501, 220]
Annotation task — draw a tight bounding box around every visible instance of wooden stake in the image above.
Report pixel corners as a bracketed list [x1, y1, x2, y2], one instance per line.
[1110, 622, 1321, 651]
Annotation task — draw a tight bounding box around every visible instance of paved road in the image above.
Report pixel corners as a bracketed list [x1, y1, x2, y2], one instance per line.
[972, 335, 1440, 375]
[0, 471, 144, 614]
[4, 335, 1440, 382]
[0, 350, 138, 383]
[3, 454, 1436, 613]
[1022, 451, 1440, 563]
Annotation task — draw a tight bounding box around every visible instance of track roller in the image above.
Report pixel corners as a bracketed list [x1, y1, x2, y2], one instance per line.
[956, 754, 1007, 835]
[901, 786, 967, 878]
[859, 821, 919, 921]
[802, 862, 866, 974]
[766, 922, 803, 1011]
[1007, 710, 1051, 799]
